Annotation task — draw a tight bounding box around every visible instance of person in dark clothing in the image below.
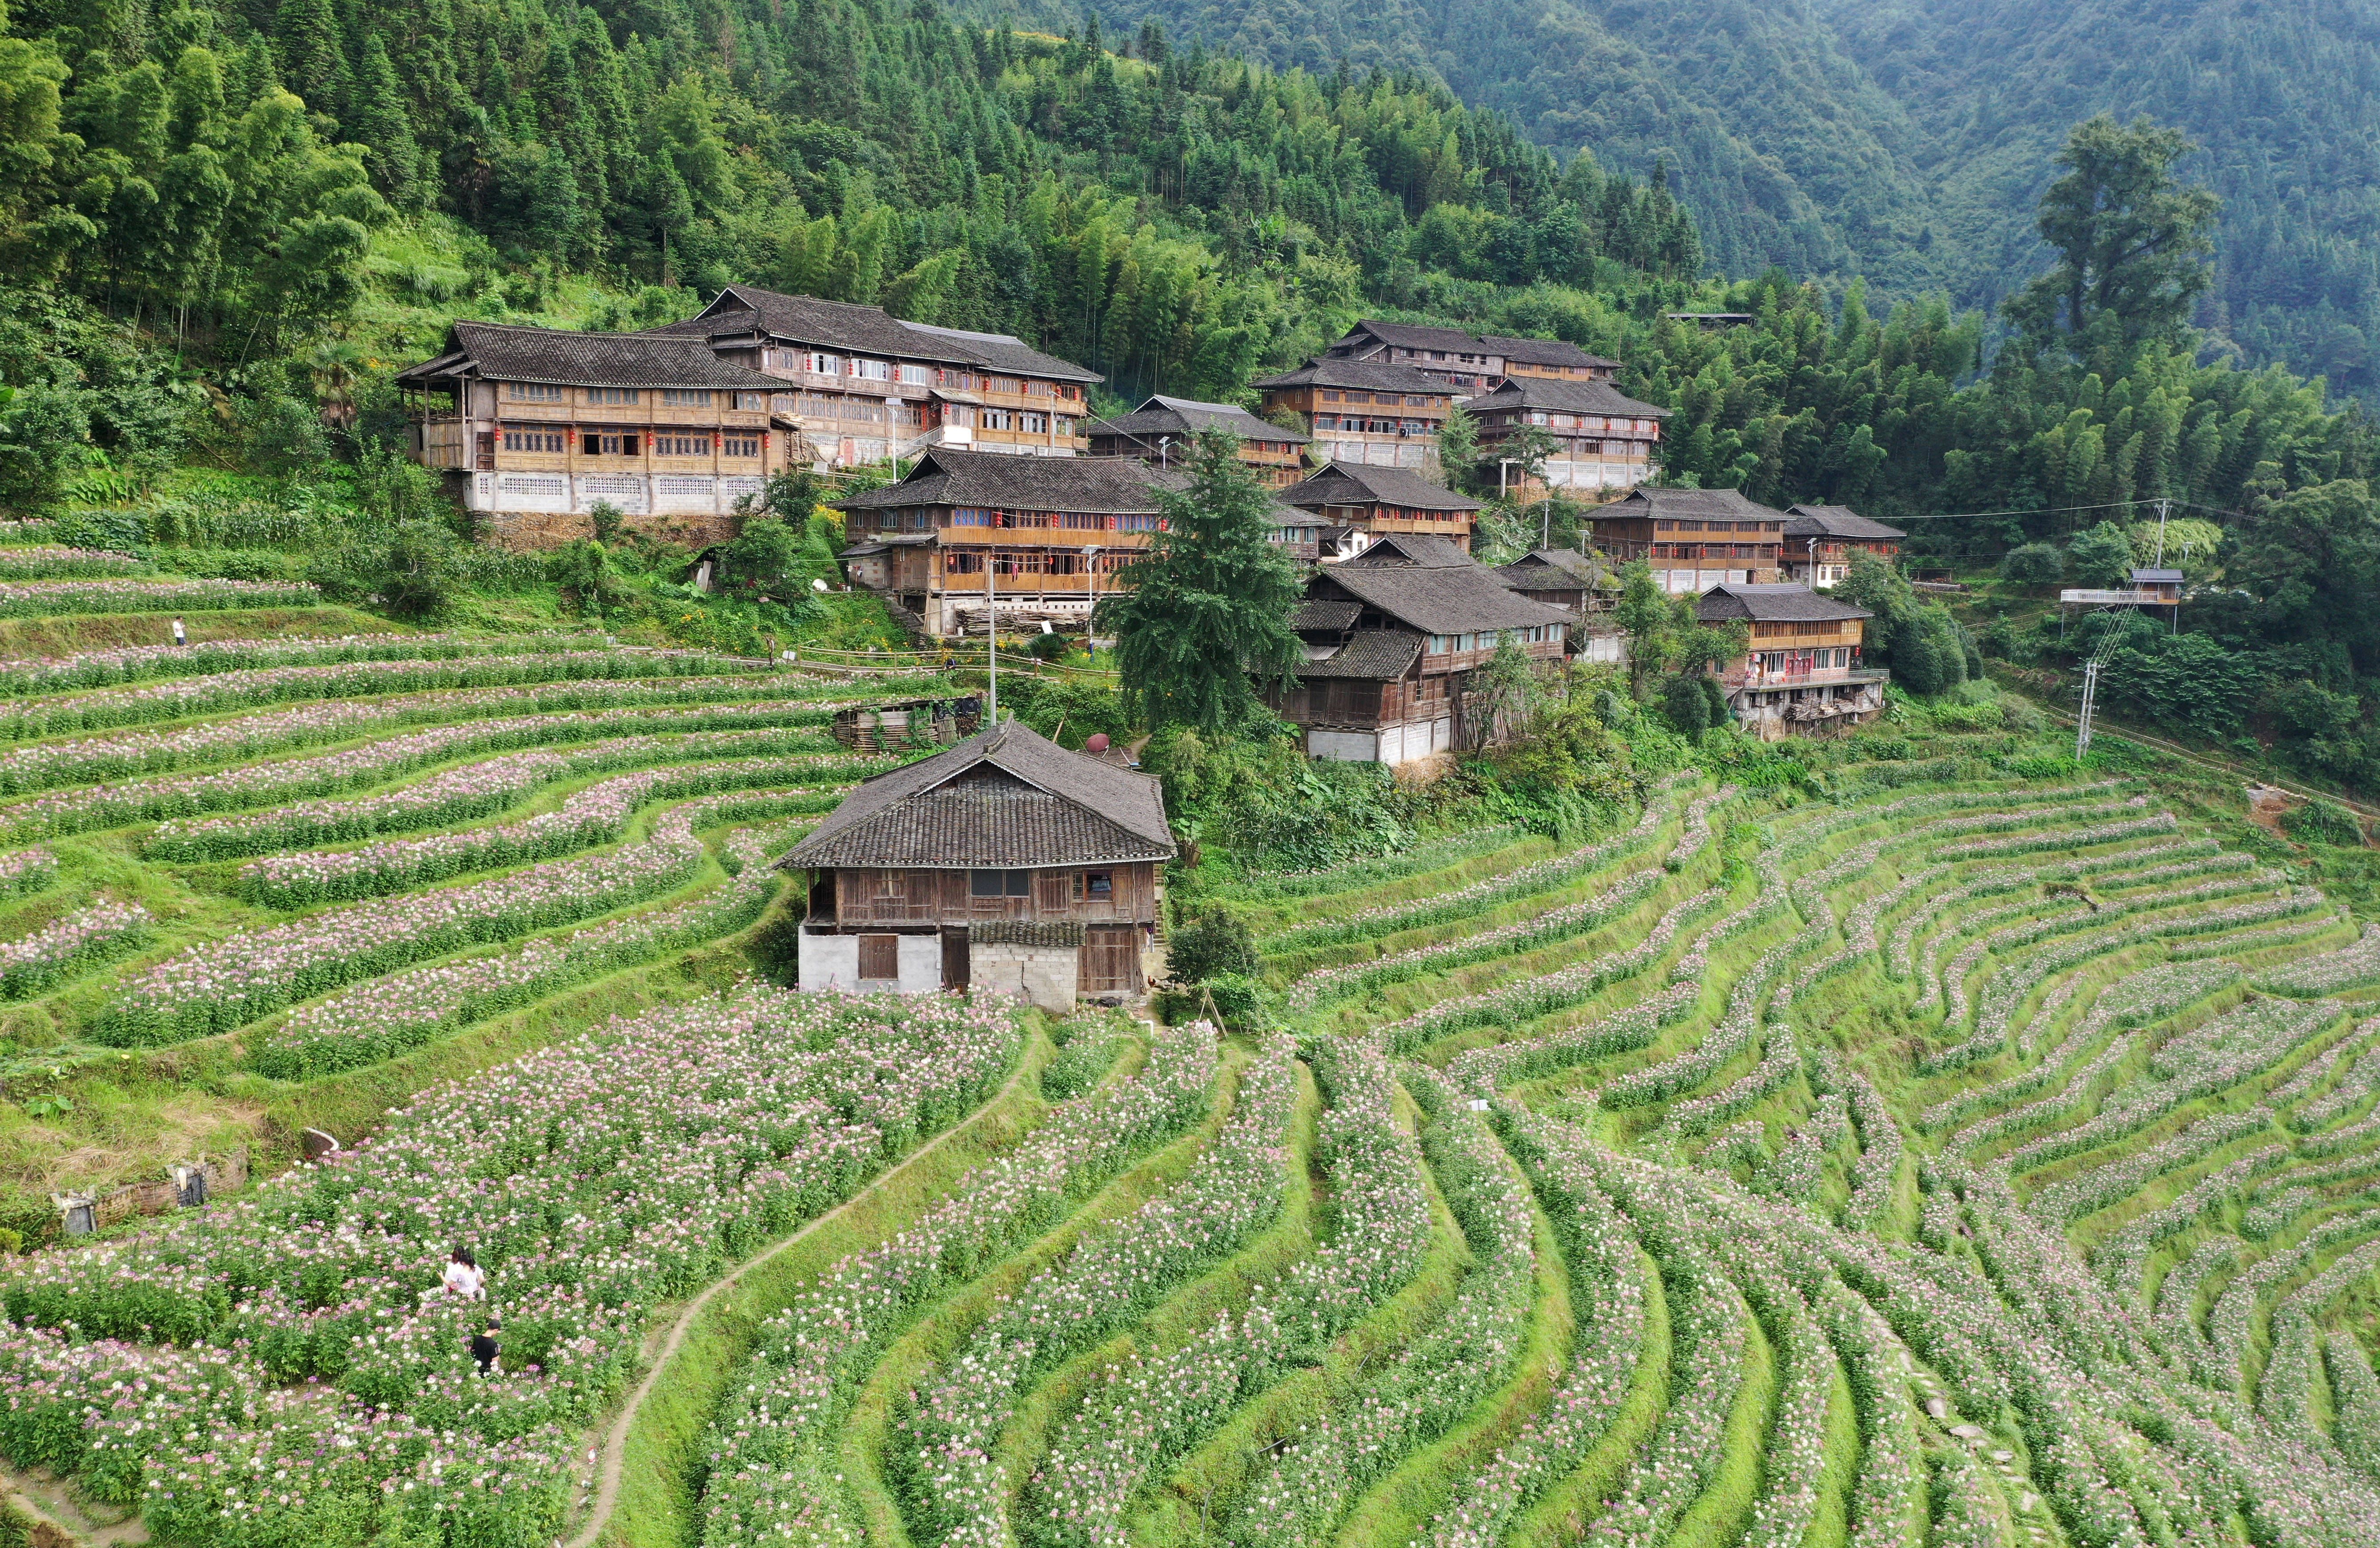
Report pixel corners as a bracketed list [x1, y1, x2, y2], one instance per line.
[470, 1320, 500, 1376]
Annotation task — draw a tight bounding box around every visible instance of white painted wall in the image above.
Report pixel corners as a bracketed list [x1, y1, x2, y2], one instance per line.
[1307, 727, 1380, 762]
[797, 929, 941, 995]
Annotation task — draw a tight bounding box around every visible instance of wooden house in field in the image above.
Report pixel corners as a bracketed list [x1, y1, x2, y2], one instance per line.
[1695, 583, 1887, 738]
[1781, 504, 1906, 586]
[394, 322, 798, 548]
[1323, 320, 1619, 399]
[1085, 395, 1310, 487]
[1580, 487, 1787, 593]
[781, 719, 1173, 1007]
[1272, 534, 1573, 764]
[1278, 463, 1485, 553]
[1252, 359, 1453, 474]
[1464, 377, 1669, 496]
[647, 284, 1100, 468]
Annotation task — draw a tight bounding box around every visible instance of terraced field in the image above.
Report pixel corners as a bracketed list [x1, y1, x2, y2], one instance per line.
[5, 592, 2380, 1548]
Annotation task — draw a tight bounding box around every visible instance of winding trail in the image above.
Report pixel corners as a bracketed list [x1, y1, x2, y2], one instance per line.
[561, 1040, 1048, 1548]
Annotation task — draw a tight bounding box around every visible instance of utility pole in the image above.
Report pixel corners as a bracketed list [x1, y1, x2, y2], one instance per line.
[2077, 656, 2100, 759]
[987, 555, 998, 723]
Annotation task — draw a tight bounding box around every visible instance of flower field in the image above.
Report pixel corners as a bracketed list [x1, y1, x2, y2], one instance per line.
[8, 627, 2380, 1548]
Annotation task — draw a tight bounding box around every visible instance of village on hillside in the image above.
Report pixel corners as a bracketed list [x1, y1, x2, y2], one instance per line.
[393, 287, 1950, 770]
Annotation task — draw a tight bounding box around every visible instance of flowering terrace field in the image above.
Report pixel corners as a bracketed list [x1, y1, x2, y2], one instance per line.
[5, 617, 2380, 1548]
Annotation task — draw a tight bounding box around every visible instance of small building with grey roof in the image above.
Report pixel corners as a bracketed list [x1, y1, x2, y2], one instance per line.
[1781, 504, 1906, 585]
[1274, 538, 1573, 765]
[1464, 376, 1669, 496]
[1253, 359, 1454, 479]
[1085, 395, 1310, 488]
[1324, 319, 1621, 399]
[780, 718, 1172, 1006]
[1693, 583, 1888, 738]
[1580, 486, 1789, 593]
[1280, 463, 1485, 555]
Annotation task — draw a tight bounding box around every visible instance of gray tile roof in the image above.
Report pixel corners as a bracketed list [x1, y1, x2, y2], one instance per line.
[781, 718, 1174, 870]
[1784, 504, 1906, 540]
[397, 322, 784, 391]
[1339, 532, 1475, 568]
[649, 285, 1101, 382]
[1466, 378, 1670, 418]
[1333, 320, 1618, 369]
[832, 448, 1179, 515]
[1087, 395, 1310, 444]
[1281, 464, 1483, 514]
[1292, 598, 1365, 632]
[1298, 629, 1424, 679]
[1499, 549, 1613, 589]
[1593, 487, 1786, 523]
[1695, 583, 1873, 624]
[1315, 562, 1576, 635]
[1252, 357, 1447, 395]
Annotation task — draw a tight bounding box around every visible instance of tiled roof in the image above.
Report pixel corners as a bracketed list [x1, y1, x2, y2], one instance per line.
[1499, 549, 1612, 588]
[1087, 395, 1310, 444]
[396, 322, 784, 391]
[1298, 629, 1423, 679]
[649, 285, 1101, 382]
[1465, 378, 1671, 418]
[1784, 504, 1906, 540]
[1339, 532, 1474, 569]
[1316, 562, 1575, 635]
[832, 448, 1179, 515]
[1251, 357, 1447, 394]
[781, 719, 1173, 869]
[1592, 487, 1785, 523]
[1280, 464, 1484, 514]
[1292, 598, 1364, 632]
[1695, 583, 1873, 624]
[1334, 320, 1618, 370]
[907, 321, 1103, 383]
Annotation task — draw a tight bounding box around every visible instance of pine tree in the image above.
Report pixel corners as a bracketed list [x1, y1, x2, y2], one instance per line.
[1097, 431, 1307, 731]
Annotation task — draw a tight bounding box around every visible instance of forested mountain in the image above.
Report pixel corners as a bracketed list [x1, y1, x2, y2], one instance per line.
[995, 0, 2380, 397]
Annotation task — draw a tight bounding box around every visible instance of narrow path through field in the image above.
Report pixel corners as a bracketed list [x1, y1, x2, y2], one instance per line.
[561, 1046, 1044, 1548]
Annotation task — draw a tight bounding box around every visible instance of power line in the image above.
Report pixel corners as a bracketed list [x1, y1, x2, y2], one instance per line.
[1886, 496, 2247, 524]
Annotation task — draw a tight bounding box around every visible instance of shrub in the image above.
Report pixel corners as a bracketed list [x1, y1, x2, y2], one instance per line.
[1999, 543, 2061, 585]
[2281, 798, 2363, 847]
[2066, 521, 2136, 587]
[1660, 673, 1711, 737]
[1167, 908, 1258, 984]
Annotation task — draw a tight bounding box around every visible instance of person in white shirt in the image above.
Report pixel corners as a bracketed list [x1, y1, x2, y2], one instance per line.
[440, 1246, 486, 1302]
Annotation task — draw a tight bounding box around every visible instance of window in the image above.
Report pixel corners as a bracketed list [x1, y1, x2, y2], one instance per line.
[507, 382, 564, 401]
[722, 435, 762, 458]
[1053, 416, 1073, 437]
[587, 387, 639, 405]
[653, 434, 709, 457]
[1025, 379, 1053, 396]
[807, 353, 841, 376]
[1321, 390, 1341, 403]
[583, 431, 640, 456]
[1021, 412, 1048, 434]
[969, 869, 1030, 896]
[502, 426, 566, 452]
[851, 359, 893, 381]
[1405, 395, 1428, 406]
[898, 363, 930, 385]
[953, 508, 992, 527]
[1345, 391, 1372, 404]
[982, 408, 1013, 431]
[857, 934, 899, 980]
[735, 391, 769, 411]
[661, 388, 713, 407]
